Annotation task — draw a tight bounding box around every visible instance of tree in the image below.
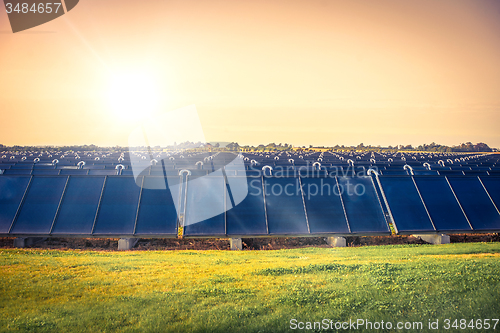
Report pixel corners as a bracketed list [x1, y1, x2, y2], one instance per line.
[474, 142, 492, 152]
[226, 142, 240, 151]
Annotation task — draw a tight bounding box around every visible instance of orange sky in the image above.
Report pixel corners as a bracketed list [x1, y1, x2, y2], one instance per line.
[1, 0, 499, 148]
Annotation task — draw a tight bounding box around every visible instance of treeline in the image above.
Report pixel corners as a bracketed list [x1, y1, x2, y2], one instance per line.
[413, 142, 492, 152]
[0, 141, 494, 153]
[240, 143, 293, 151]
[1, 144, 103, 152]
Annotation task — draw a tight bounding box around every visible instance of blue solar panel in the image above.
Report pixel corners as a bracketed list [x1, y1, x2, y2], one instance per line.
[479, 177, 500, 213]
[92, 176, 141, 235]
[447, 177, 500, 231]
[32, 169, 60, 175]
[264, 177, 309, 234]
[11, 176, 68, 234]
[3, 169, 32, 175]
[378, 176, 434, 233]
[59, 169, 89, 175]
[338, 177, 389, 234]
[301, 177, 349, 234]
[88, 169, 118, 176]
[51, 176, 105, 234]
[134, 176, 178, 235]
[183, 176, 226, 236]
[0, 176, 30, 233]
[226, 176, 267, 235]
[413, 176, 472, 232]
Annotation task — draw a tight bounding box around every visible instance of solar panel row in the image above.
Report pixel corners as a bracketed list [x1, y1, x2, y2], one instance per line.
[378, 176, 500, 234]
[183, 176, 390, 237]
[1, 174, 499, 238]
[0, 175, 392, 237]
[0, 176, 179, 237]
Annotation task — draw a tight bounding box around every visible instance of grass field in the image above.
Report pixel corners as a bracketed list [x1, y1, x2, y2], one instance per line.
[1, 243, 500, 332]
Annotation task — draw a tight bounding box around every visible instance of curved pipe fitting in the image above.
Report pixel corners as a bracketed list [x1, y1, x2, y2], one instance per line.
[403, 164, 414, 175]
[115, 164, 125, 175]
[262, 165, 273, 176]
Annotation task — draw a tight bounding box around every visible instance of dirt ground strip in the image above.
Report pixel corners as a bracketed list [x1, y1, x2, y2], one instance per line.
[0, 234, 498, 251]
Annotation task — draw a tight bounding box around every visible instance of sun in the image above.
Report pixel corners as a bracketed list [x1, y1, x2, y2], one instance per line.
[107, 71, 159, 121]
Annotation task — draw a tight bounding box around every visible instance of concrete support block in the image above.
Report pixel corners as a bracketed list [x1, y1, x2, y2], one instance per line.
[13, 238, 26, 248]
[229, 238, 242, 250]
[414, 234, 450, 245]
[13, 237, 46, 248]
[118, 238, 139, 250]
[326, 236, 346, 247]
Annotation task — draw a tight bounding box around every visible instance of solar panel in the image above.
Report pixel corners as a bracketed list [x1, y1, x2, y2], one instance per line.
[226, 176, 267, 235]
[134, 176, 178, 235]
[413, 176, 472, 232]
[378, 176, 434, 233]
[447, 177, 500, 231]
[32, 169, 60, 175]
[11, 176, 68, 234]
[88, 169, 118, 176]
[479, 177, 500, 212]
[3, 169, 32, 175]
[338, 176, 389, 234]
[264, 177, 309, 235]
[0, 176, 30, 233]
[301, 177, 349, 234]
[183, 176, 226, 236]
[51, 176, 105, 234]
[92, 176, 142, 235]
[59, 169, 89, 175]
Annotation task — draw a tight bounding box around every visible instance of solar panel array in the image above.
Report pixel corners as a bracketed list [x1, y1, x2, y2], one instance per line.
[0, 176, 179, 237]
[1, 149, 499, 238]
[377, 176, 500, 234]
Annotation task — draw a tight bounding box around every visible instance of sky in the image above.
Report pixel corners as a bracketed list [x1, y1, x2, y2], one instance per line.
[1, 0, 500, 148]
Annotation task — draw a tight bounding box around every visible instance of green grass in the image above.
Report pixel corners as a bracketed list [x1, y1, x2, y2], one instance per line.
[1, 243, 500, 332]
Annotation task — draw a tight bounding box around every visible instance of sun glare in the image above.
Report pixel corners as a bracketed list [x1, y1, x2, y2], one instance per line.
[107, 72, 159, 121]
